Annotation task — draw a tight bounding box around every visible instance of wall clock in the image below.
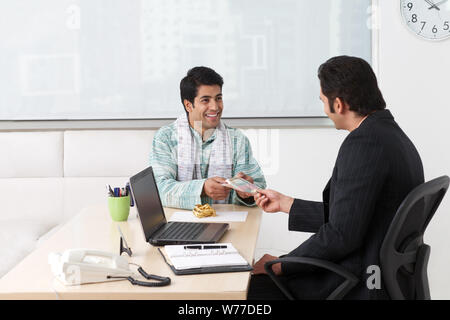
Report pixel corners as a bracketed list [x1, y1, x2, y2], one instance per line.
[400, 0, 450, 40]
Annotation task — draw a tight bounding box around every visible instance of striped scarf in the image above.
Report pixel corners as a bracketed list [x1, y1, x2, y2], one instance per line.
[176, 113, 232, 203]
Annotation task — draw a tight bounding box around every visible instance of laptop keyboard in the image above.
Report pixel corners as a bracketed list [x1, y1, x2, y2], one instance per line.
[158, 223, 207, 240]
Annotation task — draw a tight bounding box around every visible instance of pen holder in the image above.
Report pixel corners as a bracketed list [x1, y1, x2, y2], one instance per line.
[108, 196, 130, 221]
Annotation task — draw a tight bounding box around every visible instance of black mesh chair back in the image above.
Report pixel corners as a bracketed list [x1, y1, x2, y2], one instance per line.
[380, 175, 449, 300]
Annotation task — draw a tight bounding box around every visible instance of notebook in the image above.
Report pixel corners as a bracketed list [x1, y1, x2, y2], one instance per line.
[158, 243, 252, 275]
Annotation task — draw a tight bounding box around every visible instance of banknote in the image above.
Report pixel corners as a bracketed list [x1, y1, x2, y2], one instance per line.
[222, 177, 260, 194]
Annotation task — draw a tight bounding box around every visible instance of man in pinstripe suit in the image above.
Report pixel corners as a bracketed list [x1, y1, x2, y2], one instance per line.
[248, 56, 424, 300]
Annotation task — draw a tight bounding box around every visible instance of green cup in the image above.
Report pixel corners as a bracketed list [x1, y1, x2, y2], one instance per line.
[108, 196, 130, 221]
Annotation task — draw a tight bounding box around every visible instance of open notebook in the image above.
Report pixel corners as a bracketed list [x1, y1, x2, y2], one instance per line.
[158, 243, 252, 275]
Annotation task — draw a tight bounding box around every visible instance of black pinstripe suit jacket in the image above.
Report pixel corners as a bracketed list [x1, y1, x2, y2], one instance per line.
[282, 109, 424, 300]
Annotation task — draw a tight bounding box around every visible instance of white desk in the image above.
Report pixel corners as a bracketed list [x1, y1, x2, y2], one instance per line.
[0, 204, 262, 300]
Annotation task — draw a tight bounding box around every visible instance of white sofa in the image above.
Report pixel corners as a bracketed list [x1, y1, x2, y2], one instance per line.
[0, 130, 155, 278]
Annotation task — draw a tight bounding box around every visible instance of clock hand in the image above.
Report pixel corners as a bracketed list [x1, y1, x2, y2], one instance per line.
[425, 0, 441, 10]
[429, 0, 448, 9]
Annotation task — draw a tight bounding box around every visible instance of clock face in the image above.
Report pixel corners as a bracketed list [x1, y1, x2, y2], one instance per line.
[400, 0, 450, 40]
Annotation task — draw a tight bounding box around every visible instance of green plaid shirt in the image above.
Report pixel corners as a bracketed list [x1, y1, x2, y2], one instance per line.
[150, 121, 266, 210]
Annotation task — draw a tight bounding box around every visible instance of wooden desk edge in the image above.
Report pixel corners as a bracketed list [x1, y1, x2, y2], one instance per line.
[0, 204, 261, 300]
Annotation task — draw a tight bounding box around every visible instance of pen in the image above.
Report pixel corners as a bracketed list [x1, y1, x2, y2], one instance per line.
[126, 182, 134, 206]
[184, 245, 227, 249]
[203, 245, 227, 249]
[106, 184, 114, 197]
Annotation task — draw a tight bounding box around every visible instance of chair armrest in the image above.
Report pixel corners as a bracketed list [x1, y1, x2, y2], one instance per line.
[264, 257, 359, 300]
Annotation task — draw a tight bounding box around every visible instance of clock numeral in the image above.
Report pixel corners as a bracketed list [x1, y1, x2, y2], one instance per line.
[407, 2, 413, 11]
[444, 21, 450, 31]
[412, 14, 418, 23]
[421, 21, 426, 31]
[432, 25, 438, 34]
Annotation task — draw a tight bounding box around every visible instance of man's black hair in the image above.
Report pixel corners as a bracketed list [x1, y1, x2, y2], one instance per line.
[180, 66, 224, 114]
[318, 56, 386, 116]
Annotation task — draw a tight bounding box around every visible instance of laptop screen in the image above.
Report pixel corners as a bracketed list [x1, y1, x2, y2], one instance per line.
[129, 166, 167, 241]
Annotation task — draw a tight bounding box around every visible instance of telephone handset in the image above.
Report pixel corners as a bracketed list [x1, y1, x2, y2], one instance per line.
[48, 249, 170, 287]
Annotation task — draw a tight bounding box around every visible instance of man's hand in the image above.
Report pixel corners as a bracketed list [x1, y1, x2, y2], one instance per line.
[252, 254, 282, 275]
[254, 189, 294, 213]
[235, 172, 255, 199]
[202, 176, 230, 200]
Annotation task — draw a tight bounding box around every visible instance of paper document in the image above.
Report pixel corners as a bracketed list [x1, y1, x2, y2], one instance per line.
[169, 210, 248, 223]
[164, 243, 249, 270]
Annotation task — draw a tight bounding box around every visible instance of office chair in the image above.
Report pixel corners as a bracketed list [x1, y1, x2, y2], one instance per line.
[264, 175, 450, 300]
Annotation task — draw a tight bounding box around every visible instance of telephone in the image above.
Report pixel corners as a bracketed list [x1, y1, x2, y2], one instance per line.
[48, 249, 134, 285]
[49, 248, 171, 287]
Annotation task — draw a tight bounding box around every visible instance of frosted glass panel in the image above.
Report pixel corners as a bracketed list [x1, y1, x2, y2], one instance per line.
[0, 0, 371, 120]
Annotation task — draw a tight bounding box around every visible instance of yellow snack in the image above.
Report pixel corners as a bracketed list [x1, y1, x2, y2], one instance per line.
[193, 204, 216, 218]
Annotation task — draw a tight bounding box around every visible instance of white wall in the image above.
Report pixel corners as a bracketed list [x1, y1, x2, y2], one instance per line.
[252, 128, 346, 259]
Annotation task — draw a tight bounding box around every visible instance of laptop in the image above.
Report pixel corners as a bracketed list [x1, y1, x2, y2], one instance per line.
[129, 166, 229, 246]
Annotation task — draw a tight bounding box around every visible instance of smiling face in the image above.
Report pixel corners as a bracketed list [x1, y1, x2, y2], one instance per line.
[184, 84, 223, 135]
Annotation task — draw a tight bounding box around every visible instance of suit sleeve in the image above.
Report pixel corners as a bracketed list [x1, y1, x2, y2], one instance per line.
[282, 132, 388, 275]
[288, 199, 324, 233]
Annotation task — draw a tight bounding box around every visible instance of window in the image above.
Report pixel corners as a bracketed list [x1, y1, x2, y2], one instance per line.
[0, 0, 372, 121]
